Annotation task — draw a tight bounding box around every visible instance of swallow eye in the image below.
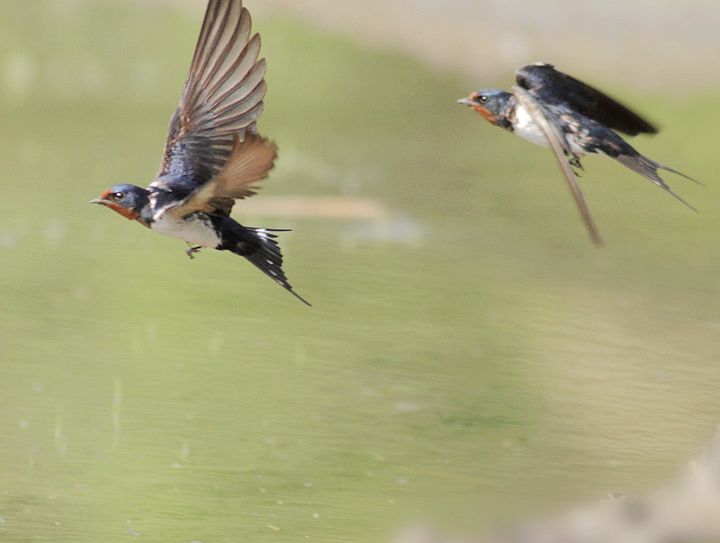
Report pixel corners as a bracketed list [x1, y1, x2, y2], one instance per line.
[478, 95, 488, 104]
[113, 192, 124, 200]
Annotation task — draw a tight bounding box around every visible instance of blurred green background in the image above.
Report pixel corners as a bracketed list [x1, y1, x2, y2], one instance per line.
[1, 1, 720, 542]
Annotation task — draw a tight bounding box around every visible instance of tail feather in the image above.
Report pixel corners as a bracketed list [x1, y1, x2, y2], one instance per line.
[616, 154, 698, 212]
[233, 227, 311, 306]
[658, 163, 703, 186]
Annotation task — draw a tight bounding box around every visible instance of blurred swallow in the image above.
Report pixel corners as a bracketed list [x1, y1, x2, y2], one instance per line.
[458, 62, 698, 246]
[91, 0, 310, 305]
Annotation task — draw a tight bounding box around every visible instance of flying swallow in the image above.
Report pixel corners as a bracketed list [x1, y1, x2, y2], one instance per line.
[91, 0, 310, 305]
[458, 62, 698, 246]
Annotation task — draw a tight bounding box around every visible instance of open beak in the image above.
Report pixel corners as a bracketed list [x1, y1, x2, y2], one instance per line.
[457, 97, 475, 106]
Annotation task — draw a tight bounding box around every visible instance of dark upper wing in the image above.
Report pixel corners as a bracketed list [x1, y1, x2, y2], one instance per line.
[164, 132, 278, 218]
[512, 86, 604, 247]
[151, 0, 269, 192]
[515, 63, 657, 136]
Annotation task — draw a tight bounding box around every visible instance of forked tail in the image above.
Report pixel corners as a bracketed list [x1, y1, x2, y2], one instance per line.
[231, 227, 311, 306]
[616, 153, 699, 212]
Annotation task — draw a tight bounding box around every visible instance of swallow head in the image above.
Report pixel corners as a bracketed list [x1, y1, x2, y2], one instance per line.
[90, 184, 149, 221]
[458, 89, 512, 127]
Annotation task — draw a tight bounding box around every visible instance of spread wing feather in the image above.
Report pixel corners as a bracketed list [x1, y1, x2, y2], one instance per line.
[516, 63, 657, 137]
[151, 0, 271, 195]
[513, 86, 604, 247]
[167, 133, 278, 218]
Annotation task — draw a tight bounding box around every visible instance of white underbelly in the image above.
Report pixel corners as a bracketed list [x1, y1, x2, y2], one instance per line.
[513, 104, 586, 155]
[514, 103, 549, 147]
[151, 214, 221, 248]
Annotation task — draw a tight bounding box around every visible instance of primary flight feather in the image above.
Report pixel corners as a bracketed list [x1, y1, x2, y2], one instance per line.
[92, 0, 310, 305]
[459, 62, 698, 246]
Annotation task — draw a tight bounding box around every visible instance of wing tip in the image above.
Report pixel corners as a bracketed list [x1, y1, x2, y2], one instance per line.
[289, 288, 313, 307]
[255, 55, 267, 74]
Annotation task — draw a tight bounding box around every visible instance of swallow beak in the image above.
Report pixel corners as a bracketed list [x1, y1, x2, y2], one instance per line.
[90, 198, 110, 205]
[457, 97, 475, 107]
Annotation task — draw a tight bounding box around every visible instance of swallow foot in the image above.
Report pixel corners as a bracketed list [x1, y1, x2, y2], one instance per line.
[185, 245, 203, 260]
[569, 155, 584, 171]
[566, 155, 584, 177]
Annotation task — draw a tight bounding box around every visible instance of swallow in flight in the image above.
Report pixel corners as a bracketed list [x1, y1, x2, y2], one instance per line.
[458, 62, 698, 245]
[92, 0, 310, 305]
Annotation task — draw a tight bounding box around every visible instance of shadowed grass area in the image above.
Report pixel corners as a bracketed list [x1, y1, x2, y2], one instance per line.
[0, 2, 720, 543]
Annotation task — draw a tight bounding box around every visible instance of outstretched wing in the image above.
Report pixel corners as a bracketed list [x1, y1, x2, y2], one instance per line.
[513, 86, 604, 247]
[516, 63, 657, 136]
[165, 132, 278, 218]
[150, 0, 275, 216]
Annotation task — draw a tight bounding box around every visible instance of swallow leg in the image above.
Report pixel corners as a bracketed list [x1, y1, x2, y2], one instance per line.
[567, 154, 584, 176]
[561, 150, 583, 170]
[185, 245, 203, 259]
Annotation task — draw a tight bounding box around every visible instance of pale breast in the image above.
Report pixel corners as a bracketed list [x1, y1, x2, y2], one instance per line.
[513, 104, 588, 156]
[512, 103, 550, 148]
[150, 213, 221, 248]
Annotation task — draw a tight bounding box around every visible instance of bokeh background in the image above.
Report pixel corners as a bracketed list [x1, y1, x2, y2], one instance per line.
[1, 1, 720, 542]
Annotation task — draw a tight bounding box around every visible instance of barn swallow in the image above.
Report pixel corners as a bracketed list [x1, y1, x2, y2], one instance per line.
[458, 62, 698, 246]
[91, 0, 310, 305]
